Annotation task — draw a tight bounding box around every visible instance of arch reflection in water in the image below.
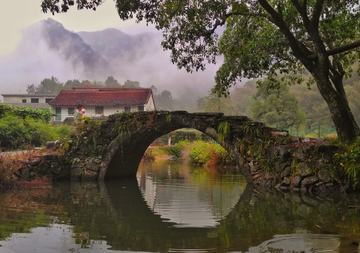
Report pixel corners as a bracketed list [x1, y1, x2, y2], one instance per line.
[137, 162, 245, 228]
[0, 162, 360, 252]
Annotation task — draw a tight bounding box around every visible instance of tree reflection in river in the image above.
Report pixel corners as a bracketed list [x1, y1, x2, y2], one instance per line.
[0, 161, 359, 252]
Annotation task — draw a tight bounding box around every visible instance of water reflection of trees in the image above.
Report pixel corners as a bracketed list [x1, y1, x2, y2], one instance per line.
[0, 182, 359, 252]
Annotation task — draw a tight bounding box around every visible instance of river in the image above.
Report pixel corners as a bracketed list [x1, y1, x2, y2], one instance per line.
[0, 160, 359, 253]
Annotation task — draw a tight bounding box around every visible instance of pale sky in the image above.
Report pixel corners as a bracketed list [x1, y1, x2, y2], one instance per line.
[0, 0, 149, 56]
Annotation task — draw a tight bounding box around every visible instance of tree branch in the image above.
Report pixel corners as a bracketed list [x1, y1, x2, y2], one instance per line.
[257, 0, 313, 69]
[290, 0, 310, 27]
[310, 0, 324, 28]
[308, 40, 360, 60]
[201, 11, 272, 38]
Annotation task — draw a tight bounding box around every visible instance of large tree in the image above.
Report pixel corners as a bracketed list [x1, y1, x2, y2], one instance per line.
[41, 0, 360, 142]
[27, 76, 64, 94]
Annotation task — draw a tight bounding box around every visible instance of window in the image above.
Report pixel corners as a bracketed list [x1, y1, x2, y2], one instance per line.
[124, 107, 131, 112]
[68, 107, 75, 115]
[31, 98, 39, 103]
[22, 99, 26, 103]
[45, 98, 53, 103]
[95, 106, 104, 115]
[138, 105, 144, 112]
[55, 107, 61, 121]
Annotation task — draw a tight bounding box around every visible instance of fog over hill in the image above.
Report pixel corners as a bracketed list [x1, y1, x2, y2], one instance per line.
[0, 18, 222, 108]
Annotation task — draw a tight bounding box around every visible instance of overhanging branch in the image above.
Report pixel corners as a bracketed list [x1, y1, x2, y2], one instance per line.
[308, 40, 360, 60]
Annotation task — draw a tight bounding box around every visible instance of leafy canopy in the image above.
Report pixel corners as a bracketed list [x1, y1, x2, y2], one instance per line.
[41, 0, 360, 91]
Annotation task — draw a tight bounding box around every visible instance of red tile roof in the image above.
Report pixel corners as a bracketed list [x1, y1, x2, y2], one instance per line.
[49, 89, 153, 106]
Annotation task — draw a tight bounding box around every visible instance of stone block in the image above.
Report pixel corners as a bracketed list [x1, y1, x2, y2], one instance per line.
[70, 167, 82, 181]
[318, 169, 332, 183]
[301, 176, 319, 187]
[281, 167, 291, 178]
[281, 177, 291, 186]
[296, 164, 312, 178]
[28, 159, 41, 166]
[81, 170, 98, 181]
[291, 176, 302, 188]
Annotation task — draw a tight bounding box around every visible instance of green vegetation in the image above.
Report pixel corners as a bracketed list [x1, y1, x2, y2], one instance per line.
[143, 139, 232, 168]
[218, 122, 230, 143]
[250, 80, 306, 129]
[26, 76, 128, 95]
[188, 141, 233, 167]
[43, 0, 360, 143]
[0, 105, 73, 151]
[335, 139, 360, 187]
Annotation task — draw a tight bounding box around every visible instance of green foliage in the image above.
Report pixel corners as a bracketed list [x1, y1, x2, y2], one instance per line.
[27, 76, 63, 94]
[40, 0, 360, 142]
[250, 79, 306, 129]
[197, 91, 234, 114]
[105, 76, 121, 86]
[189, 141, 232, 167]
[166, 114, 172, 123]
[0, 104, 52, 123]
[124, 80, 140, 88]
[153, 89, 174, 111]
[161, 145, 182, 158]
[0, 114, 73, 151]
[335, 138, 360, 187]
[218, 122, 230, 143]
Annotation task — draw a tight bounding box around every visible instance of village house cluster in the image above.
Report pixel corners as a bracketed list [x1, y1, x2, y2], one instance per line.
[1, 84, 156, 122]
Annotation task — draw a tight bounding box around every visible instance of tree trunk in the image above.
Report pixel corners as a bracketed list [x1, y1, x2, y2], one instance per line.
[313, 74, 359, 143]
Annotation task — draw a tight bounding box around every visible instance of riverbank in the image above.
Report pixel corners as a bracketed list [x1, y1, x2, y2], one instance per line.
[1, 136, 360, 195]
[0, 148, 63, 191]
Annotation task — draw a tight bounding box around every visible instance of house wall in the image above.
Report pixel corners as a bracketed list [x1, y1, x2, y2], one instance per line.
[3, 96, 55, 104]
[52, 103, 156, 122]
[145, 96, 156, 111]
[2, 95, 55, 110]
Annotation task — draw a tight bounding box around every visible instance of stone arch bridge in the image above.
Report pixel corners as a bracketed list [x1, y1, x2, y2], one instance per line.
[66, 111, 277, 184]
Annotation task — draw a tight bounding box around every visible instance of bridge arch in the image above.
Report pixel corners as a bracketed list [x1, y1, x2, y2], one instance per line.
[68, 111, 272, 183]
[102, 116, 223, 180]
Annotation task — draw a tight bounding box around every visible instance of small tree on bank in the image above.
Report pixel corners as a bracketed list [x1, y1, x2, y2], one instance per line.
[41, 0, 360, 142]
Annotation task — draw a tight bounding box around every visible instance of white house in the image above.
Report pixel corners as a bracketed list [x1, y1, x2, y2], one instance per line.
[1, 94, 56, 109]
[48, 85, 156, 122]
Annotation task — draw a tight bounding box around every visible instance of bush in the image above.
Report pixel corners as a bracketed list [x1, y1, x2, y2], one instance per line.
[335, 138, 360, 187]
[189, 141, 232, 167]
[0, 115, 73, 151]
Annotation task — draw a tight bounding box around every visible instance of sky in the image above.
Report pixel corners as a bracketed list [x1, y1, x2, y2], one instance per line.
[0, 0, 226, 105]
[0, 0, 150, 57]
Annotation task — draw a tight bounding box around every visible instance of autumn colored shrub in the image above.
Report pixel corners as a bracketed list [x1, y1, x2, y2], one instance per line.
[0, 149, 58, 191]
[189, 141, 232, 167]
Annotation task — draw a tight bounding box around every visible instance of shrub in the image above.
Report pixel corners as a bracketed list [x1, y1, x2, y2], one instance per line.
[335, 138, 360, 187]
[0, 115, 74, 151]
[189, 141, 232, 167]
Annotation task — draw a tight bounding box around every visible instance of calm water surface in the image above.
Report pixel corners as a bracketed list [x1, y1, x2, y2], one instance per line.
[0, 161, 360, 253]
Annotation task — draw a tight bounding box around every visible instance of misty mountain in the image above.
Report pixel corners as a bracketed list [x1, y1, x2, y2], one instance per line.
[77, 28, 154, 61]
[0, 18, 221, 108]
[41, 18, 112, 77]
